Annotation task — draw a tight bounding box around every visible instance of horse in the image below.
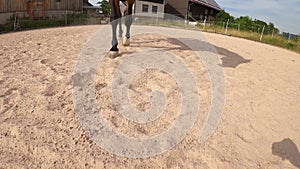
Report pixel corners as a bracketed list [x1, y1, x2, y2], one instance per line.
[109, 0, 135, 58]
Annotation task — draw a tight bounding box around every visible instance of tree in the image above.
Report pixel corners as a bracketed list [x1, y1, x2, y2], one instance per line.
[253, 19, 267, 26]
[266, 22, 279, 35]
[235, 16, 253, 31]
[97, 0, 110, 15]
[236, 16, 252, 25]
[216, 10, 234, 22]
[215, 10, 280, 35]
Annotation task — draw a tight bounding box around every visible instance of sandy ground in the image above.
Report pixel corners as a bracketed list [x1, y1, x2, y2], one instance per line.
[0, 25, 300, 168]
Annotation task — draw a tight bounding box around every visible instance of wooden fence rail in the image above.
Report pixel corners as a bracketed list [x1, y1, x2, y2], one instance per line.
[0, 0, 83, 13]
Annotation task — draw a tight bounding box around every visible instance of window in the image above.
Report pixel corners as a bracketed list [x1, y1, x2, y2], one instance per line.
[200, 14, 203, 20]
[211, 10, 214, 15]
[152, 5, 158, 13]
[205, 9, 208, 15]
[142, 4, 149, 13]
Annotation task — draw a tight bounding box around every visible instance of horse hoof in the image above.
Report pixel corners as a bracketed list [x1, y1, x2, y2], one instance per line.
[108, 51, 119, 58]
[123, 37, 130, 46]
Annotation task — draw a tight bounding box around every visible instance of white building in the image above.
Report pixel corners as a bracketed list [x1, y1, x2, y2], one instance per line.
[134, 0, 165, 18]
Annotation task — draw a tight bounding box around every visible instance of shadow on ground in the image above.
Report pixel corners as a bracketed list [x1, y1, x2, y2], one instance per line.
[272, 138, 300, 168]
[130, 36, 251, 68]
[214, 46, 251, 68]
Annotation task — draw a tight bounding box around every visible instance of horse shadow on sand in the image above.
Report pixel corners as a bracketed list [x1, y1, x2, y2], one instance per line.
[272, 138, 300, 168]
[129, 37, 251, 68]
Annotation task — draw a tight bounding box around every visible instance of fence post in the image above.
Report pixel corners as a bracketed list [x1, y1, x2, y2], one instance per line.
[272, 28, 274, 37]
[225, 19, 229, 34]
[185, 15, 187, 29]
[203, 17, 207, 30]
[14, 12, 18, 31]
[65, 10, 68, 25]
[156, 13, 159, 26]
[260, 25, 265, 41]
[238, 23, 240, 32]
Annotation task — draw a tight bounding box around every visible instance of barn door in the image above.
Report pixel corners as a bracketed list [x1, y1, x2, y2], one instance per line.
[27, 0, 45, 19]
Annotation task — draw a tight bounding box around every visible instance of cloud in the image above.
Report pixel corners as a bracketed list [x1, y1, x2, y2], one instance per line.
[217, 0, 300, 34]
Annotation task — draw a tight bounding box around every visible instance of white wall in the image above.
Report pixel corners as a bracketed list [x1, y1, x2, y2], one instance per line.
[135, 0, 164, 18]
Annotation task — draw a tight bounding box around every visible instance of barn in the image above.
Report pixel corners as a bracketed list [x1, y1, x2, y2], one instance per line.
[134, 0, 221, 21]
[0, 0, 85, 24]
[134, 0, 165, 18]
[164, 0, 221, 21]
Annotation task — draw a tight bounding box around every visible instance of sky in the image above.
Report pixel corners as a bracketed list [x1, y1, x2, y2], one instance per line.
[90, 0, 99, 6]
[89, 0, 300, 34]
[217, 0, 300, 34]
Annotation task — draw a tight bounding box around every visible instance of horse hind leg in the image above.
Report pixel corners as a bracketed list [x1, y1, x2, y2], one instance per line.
[119, 1, 127, 39]
[118, 19, 123, 39]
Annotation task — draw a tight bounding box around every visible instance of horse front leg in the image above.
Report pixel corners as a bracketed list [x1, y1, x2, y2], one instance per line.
[110, 20, 118, 52]
[109, 0, 122, 58]
[123, 1, 134, 46]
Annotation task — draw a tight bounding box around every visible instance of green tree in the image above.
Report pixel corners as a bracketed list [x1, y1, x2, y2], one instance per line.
[215, 9, 280, 35]
[236, 16, 252, 25]
[235, 16, 253, 31]
[216, 10, 234, 22]
[266, 22, 279, 35]
[97, 0, 110, 15]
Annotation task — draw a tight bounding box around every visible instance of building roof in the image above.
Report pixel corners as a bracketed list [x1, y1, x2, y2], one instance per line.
[83, 6, 99, 9]
[83, 0, 95, 7]
[139, 0, 164, 4]
[83, 1, 99, 9]
[190, 0, 221, 11]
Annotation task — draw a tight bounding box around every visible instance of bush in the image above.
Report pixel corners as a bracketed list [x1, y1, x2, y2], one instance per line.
[19, 18, 65, 30]
[286, 42, 295, 49]
[0, 13, 91, 34]
[0, 23, 14, 33]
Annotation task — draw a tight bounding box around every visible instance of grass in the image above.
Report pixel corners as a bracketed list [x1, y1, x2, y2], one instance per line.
[1, 16, 299, 54]
[134, 19, 300, 54]
[198, 24, 300, 54]
[0, 14, 102, 34]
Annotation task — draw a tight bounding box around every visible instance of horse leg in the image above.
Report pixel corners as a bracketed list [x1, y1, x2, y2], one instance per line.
[109, 0, 122, 57]
[118, 1, 129, 39]
[123, 1, 134, 46]
[118, 19, 123, 39]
